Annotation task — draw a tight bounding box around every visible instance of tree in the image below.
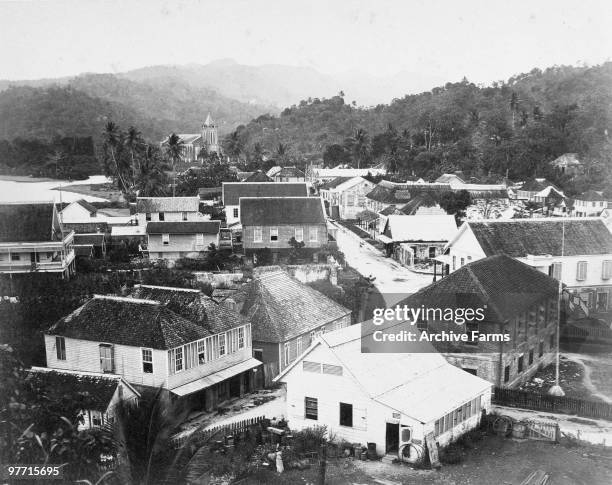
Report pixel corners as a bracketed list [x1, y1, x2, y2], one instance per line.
[125, 126, 144, 179]
[136, 145, 168, 197]
[345, 128, 369, 168]
[288, 237, 306, 263]
[164, 133, 184, 197]
[102, 121, 129, 195]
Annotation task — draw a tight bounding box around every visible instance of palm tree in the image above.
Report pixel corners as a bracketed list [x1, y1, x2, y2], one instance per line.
[348, 128, 369, 169]
[225, 131, 243, 163]
[102, 121, 128, 194]
[137, 146, 168, 197]
[125, 126, 144, 179]
[164, 133, 184, 197]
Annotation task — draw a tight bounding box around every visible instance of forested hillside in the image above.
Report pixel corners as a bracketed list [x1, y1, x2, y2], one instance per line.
[226, 63, 612, 192]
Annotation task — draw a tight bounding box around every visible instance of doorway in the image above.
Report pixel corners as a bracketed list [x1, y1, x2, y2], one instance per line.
[385, 422, 399, 454]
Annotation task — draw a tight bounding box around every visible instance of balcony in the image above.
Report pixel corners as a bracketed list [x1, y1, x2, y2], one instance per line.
[0, 233, 76, 275]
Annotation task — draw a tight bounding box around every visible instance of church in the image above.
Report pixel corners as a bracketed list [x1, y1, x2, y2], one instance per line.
[160, 114, 220, 162]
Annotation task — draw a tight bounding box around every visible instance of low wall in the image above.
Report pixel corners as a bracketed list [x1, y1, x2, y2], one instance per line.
[193, 272, 244, 288]
[253, 263, 338, 285]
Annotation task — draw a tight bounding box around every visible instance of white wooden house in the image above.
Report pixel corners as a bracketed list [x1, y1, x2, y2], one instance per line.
[275, 324, 491, 462]
[45, 292, 261, 411]
[319, 176, 376, 220]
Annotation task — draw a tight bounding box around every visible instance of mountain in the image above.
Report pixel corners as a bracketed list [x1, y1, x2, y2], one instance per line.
[0, 73, 272, 142]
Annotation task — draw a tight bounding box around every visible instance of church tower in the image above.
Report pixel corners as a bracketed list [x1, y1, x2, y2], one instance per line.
[201, 113, 220, 155]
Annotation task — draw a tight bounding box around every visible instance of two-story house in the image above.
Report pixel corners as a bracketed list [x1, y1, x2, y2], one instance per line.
[146, 221, 220, 261]
[45, 292, 261, 411]
[397, 255, 560, 387]
[275, 323, 492, 462]
[240, 196, 328, 262]
[443, 218, 612, 314]
[235, 270, 351, 380]
[572, 190, 609, 217]
[28, 367, 139, 430]
[135, 197, 204, 226]
[319, 176, 376, 220]
[271, 167, 306, 183]
[221, 182, 308, 227]
[0, 202, 76, 277]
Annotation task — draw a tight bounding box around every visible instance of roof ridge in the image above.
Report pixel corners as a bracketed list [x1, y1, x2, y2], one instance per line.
[463, 262, 506, 322]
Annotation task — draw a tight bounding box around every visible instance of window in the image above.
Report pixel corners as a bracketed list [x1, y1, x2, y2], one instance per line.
[162, 234, 170, 245]
[549, 262, 562, 280]
[158, 212, 165, 221]
[253, 227, 263, 242]
[233, 208, 239, 218]
[238, 327, 245, 349]
[182, 212, 188, 221]
[339, 402, 353, 427]
[198, 340, 206, 364]
[270, 227, 278, 242]
[305, 397, 318, 420]
[295, 227, 304, 242]
[142, 348, 153, 373]
[218, 334, 226, 356]
[518, 355, 524, 373]
[504, 365, 510, 383]
[11, 253, 20, 261]
[99, 344, 114, 373]
[146, 212, 151, 222]
[528, 349, 534, 366]
[576, 261, 587, 281]
[175, 347, 183, 372]
[296, 336, 303, 355]
[196, 233, 204, 246]
[310, 330, 316, 343]
[91, 412, 102, 427]
[309, 227, 318, 242]
[56, 336, 66, 360]
[429, 247, 436, 258]
[284, 342, 290, 365]
[460, 257, 465, 267]
[452, 255, 456, 270]
[603, 261, 612, 280]
[303, 361, 322, 373]
[322, 364, 343, 376]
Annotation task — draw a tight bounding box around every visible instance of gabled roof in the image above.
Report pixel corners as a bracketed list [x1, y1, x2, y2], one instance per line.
[240, 197, 325, 226]
[47, 295, 209, 350]
[312, 168, 386, 178]
[130, 285, 249, 334]
[266, 166, 283, 178]
[399, 193, 441, 215]
[551, 153, 582, 166]
[244, 171, 272, 182]
[0, 202, 60, 243]
[319, 177, 354, 191]
[204, 113, 214, 126]
[399, 255, 559, 323]
[436, 173, 466, 184]
[28, 368, 139, 412]
[276, 167, 305, 178]
[576, 190, 607, 202]
[366, 183, 450, 204]
[384, 215, 457, 242]
[519, 178, 559, 192]
[276, 323, 491, 423]
[136, 197, 200, 213]
[71, 199, 98, 215]
[161, 134, 202, 145]
[146, 221, 220, 235]
[236, 270, 350, 343]
[464, 218, 612, 257]
[222, 182, 308, 205]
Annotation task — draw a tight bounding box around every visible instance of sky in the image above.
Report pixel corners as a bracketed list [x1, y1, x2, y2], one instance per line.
[0, 0, 611, 84]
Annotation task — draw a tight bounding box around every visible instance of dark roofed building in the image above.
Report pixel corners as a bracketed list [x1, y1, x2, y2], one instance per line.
[399, 255, 561, 386]
[0, 202, 76, 277]
[240, 197, 328, 260]
[272, 166, 306, 182]
[235, 269, 351, 375]
[573, 190, 609, 217]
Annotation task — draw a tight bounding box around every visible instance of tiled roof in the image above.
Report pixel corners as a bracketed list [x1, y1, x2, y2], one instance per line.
[222, 182, 308, 205]
[366, 183, 449, 204]
[130, 285, 249, 334]
[48, 295, 209, 350]
[240, 197, 325, 225]
[276, 167, 305, 178]
[27, 368, 133, 412]
[136, 197, 200, 213]
[236, 270, 351, 342]
[468, 219, 612, 257]
[73, 233, 106, 245]
[0, 202, 58, 242]
[399, 255, 559, 323]
[146, 221, 220, 234]
[399, 193, 440, 215]
[319, 177, 355, 191]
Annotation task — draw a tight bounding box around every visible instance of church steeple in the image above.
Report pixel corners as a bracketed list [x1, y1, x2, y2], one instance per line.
[201, 113, 219, 155]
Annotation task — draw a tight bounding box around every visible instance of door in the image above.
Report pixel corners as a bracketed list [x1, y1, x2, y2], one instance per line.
[385, 422, 399, 453]
[597, 292, 608, 312]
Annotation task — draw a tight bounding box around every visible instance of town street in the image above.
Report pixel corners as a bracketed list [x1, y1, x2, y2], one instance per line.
[330, 221, 432, 306]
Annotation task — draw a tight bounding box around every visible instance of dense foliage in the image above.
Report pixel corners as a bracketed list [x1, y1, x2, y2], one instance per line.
[224, 63, 612, 192]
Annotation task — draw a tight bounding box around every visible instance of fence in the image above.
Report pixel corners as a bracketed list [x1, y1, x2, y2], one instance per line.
[170, 415, 266, 449]
[493, 387, 612, 421]
[562, 325, 612, 343]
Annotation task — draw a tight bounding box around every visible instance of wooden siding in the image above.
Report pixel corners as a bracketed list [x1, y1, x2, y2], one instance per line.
[147, 233, 219, 257]
[242, 224, 327, 250]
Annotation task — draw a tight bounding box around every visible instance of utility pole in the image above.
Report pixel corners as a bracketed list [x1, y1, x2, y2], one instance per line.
[318, 442, 327, 485]
[549, 219, 565, 396]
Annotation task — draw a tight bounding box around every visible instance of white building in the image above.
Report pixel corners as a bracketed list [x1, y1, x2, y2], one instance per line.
[276, 324, 491, 462]
[443, 218, 612, 313]
[135, 197, 205, 226]
[319, 176, 376, 220]
[60, 199, 132, 225]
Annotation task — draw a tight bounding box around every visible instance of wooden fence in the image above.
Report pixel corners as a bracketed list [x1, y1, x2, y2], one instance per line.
[170, 415, 266, 449]
[493, 387, 612, 421]
[562, 325, 612, 342]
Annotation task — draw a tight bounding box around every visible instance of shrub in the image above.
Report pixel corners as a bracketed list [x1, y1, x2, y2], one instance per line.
[291, 426, 328, 454]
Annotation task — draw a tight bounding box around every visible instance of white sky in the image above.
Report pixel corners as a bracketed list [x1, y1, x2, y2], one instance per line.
[0, 0, 610, 82]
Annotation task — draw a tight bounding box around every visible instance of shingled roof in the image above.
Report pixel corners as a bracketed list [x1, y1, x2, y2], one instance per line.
[236, 270, 351, 343]
[27, 368, 137, 412]
[130, 285, 249, 334]
[47, 295, 209, 350]
[146, 221, 220, 234]
[319, 177, 353, 191]
[240, 197, 325, 225]
[466, 219, 612, 257]
[0, 202, 60, 242]
[136, 197, 200, 213]
[399, 255, 559, 323]
[222, 182, 308, 205]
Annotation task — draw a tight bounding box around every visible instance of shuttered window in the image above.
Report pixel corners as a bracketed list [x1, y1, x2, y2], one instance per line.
[142, 348, 153, 373]
[303, 361, 321, 373]
[602, 260, 612, 280]
[295, 227, 304, 242]
[322, 364, 343, 376]
[305, 397, 318, 420]
[549, 262, 562, 280]
[56, 336, 66, 361]
[253, 227, 262, 242]
[576, 261, 587, 281]
[99, 344, 114, 373]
